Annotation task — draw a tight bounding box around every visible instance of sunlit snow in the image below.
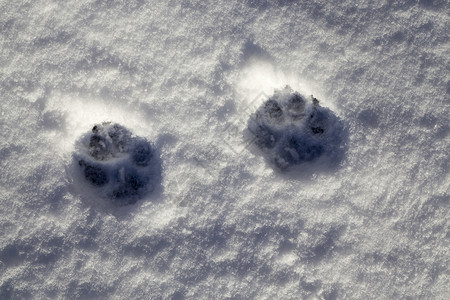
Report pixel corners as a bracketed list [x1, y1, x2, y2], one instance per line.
[0, 0, 449, 299]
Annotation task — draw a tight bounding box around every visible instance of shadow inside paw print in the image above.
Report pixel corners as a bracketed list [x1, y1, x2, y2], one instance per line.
[72, 122, 161, 206]
[246, 86, 347, 171]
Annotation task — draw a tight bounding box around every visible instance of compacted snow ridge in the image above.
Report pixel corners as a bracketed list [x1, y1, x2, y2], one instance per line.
[0, 0, 449, 299]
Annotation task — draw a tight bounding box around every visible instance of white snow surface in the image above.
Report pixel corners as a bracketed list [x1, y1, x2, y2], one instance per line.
[0, 0, 449, 299]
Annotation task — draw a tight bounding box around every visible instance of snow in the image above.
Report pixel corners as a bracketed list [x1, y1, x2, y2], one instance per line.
[0, 0, 449, 299]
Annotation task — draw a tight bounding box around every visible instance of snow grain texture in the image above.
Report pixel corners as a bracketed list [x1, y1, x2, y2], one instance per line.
[0, 0, 449, 299]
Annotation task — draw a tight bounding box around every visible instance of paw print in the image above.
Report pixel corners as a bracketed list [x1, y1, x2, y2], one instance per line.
[74, 122, 160, 206]
[247, 86, 346, 170]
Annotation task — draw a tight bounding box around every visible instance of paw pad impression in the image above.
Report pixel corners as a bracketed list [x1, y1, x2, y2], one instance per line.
[247, 86, 346, 170]
[73, 122, 159, 206]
